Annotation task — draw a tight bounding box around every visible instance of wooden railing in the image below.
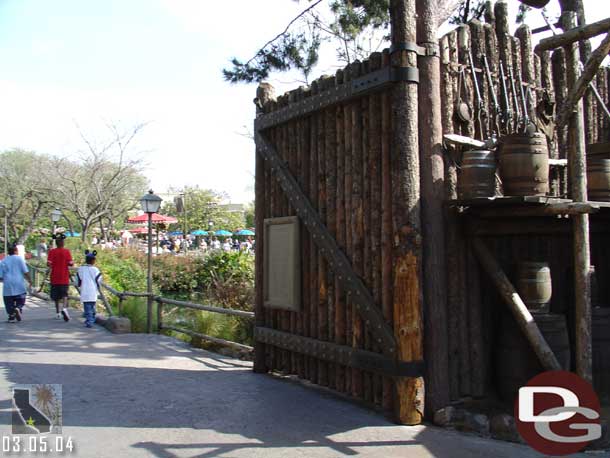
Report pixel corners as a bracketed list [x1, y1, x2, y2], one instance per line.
[27, 263, 254, 354]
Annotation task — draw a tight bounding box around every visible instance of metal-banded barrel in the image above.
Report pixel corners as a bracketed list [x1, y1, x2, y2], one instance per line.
[499, 133, 549, 196]
[458, 150, 496, 199]
[587, 159, 610, 202]
[516, 261, 552, 313]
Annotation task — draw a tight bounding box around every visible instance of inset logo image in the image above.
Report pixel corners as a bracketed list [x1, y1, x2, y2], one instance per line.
[515, 371, 601, 455]
[12, 384, 62, 434]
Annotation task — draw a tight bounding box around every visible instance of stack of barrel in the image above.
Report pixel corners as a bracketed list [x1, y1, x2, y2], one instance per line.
[495, 262, 571, 403]
[587, 142, 610, 201]
[457, 132, 550, 199]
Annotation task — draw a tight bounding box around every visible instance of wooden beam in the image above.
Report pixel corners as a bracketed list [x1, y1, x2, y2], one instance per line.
[535, 17, 610, 53]
[562, 11, 593, 384]
[390, 0, 424, 426]
[557, 32, 610, 129]
[471, 239, 561, 372]
[464, 202, 599, 217]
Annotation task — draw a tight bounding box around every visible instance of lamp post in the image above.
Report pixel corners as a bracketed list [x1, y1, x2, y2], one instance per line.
[140, 190, 162, 333]
[0, 205, 7, 256]
[50, 208, 62, 241]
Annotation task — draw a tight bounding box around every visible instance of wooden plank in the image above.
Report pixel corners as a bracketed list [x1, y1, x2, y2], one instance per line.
[472, 239, 562, 371]
[535, 17, 610, 52]
[309, 79, 320, 384]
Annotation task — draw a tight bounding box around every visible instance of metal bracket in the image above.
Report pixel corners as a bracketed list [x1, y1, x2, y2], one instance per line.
[351, 67, 419, 94]
[255, 132, 398, 355]
[255, 327, 423, 377]
[390, 41, 439, 57]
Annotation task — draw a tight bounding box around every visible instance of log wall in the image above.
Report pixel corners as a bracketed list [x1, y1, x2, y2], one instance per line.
[254, 0, 610, 413]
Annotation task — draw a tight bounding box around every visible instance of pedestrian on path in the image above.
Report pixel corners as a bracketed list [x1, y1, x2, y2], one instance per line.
[47, 234, 73, 321]
[76, 250, 102, 328]
[0, 244, 32, 322]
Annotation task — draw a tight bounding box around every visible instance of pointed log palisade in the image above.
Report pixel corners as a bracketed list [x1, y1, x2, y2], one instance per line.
[252, 0, 610, 424]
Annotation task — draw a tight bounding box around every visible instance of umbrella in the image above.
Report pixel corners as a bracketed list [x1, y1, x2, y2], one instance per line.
[168, 231, 183, 236]
[191, 230, 208, 236]
[126, 213, 178, 224]
[215, 229, 232, 237]
[235, 229, 255, 236]
[127, 227, 148, 234]
[64, 231, 81, 237]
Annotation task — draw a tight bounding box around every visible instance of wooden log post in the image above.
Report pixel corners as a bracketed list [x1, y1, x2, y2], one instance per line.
[253, 82, 275, 374]
[552, 48, 569, 197]
[380, 49, 395, 414]
[472, 239, 561, 371]
[390, 0, 424, 425]
[562, 11, 593, 383]
[515, 25, 537, 122]
[416, 0, 449, 415]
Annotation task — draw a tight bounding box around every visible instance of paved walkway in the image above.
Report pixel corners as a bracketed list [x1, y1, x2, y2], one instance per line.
[0, 294, 592, 458]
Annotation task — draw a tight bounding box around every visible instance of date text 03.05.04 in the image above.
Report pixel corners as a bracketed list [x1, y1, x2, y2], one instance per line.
[2, 436, 75, 454]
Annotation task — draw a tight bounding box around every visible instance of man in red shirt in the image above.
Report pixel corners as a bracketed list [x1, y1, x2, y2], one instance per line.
[47, 234, 73, 321]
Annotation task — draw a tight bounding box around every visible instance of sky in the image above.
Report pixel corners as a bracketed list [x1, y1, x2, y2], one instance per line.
[0, 0, 604, 204]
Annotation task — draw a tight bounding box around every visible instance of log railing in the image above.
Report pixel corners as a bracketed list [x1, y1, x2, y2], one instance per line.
[27, 263, 254, 354]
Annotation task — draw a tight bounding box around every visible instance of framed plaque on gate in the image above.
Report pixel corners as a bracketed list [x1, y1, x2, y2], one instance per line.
[264, 216, 301, 311]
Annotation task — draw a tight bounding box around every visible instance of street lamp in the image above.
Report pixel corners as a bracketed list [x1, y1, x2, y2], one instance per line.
[139, 190, 162, 334]
[51, 208, 62, 241]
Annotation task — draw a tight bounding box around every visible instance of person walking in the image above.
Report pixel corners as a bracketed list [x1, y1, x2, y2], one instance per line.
[0, 244, 32, 322]
[47, 233, 73, 321]
[76, 250, 102, 328]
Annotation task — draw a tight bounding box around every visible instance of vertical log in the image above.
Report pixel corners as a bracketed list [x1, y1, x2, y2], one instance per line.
[484, 0, 495, 25]
[562, 11, 593, 383]
[368, 52, 384, 407]
[466, 239, 485, 397]
[309, 79, 320, 385]
[458, 25, 475, 139]
[325, 76, 338, 391]
[418, 0, 449, 415]
[318, 76, 329, 387]
[511, 36, 523, 130]
[344, 64, 355, 396]
[470, 20, 488, 140]
[299, 86, 311, 381]
[598, 68, 609, 141]
[253, 83, 275, 374]
[351, 61, 365, 400]
[390, 0, 424, 425]
[515, 25, 537, 121]
[538, 49, 560, 195]
[266, 98, 278, 372]
[335, 69, 347, 394]
[287, 90, 299, 375]
[380, 48, 395, 414]
[361, 59, 373, 404]
[552, 48, 569, 197]
[495, 1, 513, 76]
[445, 29, 465, 400]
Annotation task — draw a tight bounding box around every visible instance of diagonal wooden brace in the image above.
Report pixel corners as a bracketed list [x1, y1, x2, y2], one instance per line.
[256, 131, 397, 356]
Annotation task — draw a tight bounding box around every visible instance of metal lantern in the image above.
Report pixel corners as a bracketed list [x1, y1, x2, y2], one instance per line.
[139, 190, 162, 214]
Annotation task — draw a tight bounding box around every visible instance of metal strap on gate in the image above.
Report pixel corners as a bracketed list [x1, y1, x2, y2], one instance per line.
[255, 66, 419, 131]
[255, 327, 423, 377]
[256, 131, 397, 355]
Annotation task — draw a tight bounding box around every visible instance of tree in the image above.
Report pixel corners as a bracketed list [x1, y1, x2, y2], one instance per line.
[162, 186, 246, 233]
[0, 149, 58, 244]
[51, 122, 149, 241]
[224, 0, 460, 84]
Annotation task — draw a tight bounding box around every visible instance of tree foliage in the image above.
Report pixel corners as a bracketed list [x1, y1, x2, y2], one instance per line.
[161, 186, 246, 233]
[224, 0, 463, 84]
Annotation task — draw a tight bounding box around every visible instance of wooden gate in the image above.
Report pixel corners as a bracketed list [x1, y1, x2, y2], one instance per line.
[253, 44, 427, 424]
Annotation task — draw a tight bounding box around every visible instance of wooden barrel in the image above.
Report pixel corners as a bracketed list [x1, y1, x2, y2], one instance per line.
[495, 312, 570, 403]
[519, 0, 550, 8]
[516, 262, 552, 313]
[499, 133, 549, 196]
[458, 150, 496, 199]
[593, 307, 610, 402]
[587, 159, 610, 202]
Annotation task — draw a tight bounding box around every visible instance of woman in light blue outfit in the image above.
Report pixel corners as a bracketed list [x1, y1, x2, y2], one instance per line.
[0, 245, 32, 322]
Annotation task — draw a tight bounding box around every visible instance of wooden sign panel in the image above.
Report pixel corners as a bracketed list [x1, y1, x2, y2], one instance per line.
[264, 216, 301, 311]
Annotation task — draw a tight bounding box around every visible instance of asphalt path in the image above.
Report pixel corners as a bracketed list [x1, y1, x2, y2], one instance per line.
[0, 290, 594, 458]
